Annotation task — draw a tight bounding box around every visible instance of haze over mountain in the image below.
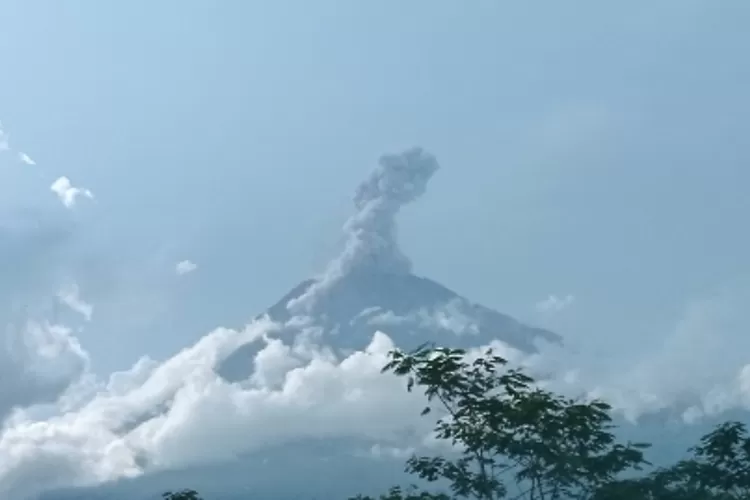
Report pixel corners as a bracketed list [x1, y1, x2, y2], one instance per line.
[1, 3, 749, 498]
[219, 148, 560, 383]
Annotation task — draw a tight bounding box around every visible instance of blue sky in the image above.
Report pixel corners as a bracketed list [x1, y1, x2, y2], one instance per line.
[2, 2, 750, 497]
[1, 1, 749, 374]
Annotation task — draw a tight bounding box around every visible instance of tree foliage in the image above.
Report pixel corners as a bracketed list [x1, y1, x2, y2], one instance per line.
[350, 344, 749, 500]
[162, 489, 204, 500]
[598, 421, 750, 499]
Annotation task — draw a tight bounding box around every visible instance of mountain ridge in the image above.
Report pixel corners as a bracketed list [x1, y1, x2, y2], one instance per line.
[217, 269, 561, 384]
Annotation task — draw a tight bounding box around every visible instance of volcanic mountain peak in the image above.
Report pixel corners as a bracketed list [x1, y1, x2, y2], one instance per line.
[218, 148, 560, 382]
[270, 269, 560, 351]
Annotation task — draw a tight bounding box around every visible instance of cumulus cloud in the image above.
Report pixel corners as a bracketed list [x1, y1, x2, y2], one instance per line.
[0, 321, 436, 499]
[57, 284, 93, 322]
[17, 152, 35, 165]
[288, 148, 439, 313]
[535, 294, 575, 313]
[50, 176, 94, 208]
[175, 260, 197, 276]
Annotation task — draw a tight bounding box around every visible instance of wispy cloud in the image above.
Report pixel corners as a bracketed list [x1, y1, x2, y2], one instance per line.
[17, 152, 36, 165]
[0, 121, 9, 152]
[57, 284, 94, 322]
[535, 294, 575, 313]
[175, 260, 197, 276]
[50, 176, 94, 208]
[366, 299, 480, 337]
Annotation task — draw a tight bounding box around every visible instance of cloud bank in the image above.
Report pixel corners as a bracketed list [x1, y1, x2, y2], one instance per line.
[2, 300, 750, 499]
[0, 322, 436, 499]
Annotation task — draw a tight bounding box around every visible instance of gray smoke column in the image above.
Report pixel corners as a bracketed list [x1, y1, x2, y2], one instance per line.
[288, 147, 440, 313]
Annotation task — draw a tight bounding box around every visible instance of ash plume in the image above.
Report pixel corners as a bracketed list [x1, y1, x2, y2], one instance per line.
[288, 147, 439, 313]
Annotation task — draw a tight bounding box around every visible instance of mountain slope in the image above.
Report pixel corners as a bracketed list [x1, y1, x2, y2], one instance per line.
[218, 269, 560, 383]
[218, 148, 559, 383]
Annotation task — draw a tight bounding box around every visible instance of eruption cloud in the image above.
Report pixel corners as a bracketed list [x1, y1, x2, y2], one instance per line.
[288, 147, 439, 313]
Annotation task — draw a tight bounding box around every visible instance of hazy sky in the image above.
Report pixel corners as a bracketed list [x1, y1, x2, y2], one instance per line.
[3, 3, 750, 498]
[1, 0, 749, 378]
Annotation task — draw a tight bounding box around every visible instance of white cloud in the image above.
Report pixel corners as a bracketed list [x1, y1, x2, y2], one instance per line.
[175, 260, 197, 276]
[0, 321, 436, 499]
[17, 152, 35, 165]
[366, 443, 415, 460]
[57, 284, 94, 322]
[595, 289, 750, 421]
[535, 294, 575, 313]
[366, 299, 480, 336]
[0, 121, 9, 152]
[50, 176, 94, 208]
[520, 286, 750, 423]
[0, 320, 88, 424]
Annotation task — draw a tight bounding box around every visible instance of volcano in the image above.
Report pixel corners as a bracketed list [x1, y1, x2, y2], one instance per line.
[218, 148, 560, 383]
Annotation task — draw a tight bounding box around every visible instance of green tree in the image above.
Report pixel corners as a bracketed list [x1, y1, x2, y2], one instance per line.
[351, 344, 650, 500]
[162, 488, 204, 500]
[598, 421, 750, 499]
